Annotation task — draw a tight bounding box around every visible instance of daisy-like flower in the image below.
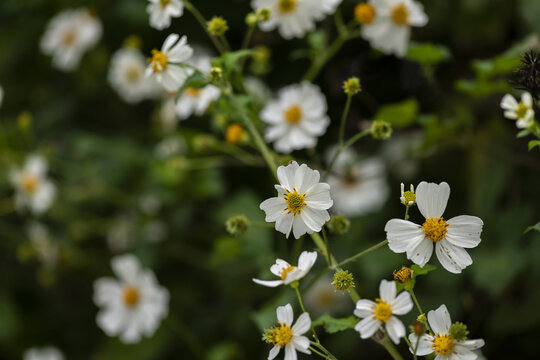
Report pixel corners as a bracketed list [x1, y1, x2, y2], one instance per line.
[40, 8, 102, 71]
[260, 82, 330, 153]
[147, 0, 184, 30]
[23, 346, 64, 360]
[260, 161, 333, 239]
[252, 0, 342, 39]
[93, 254, 169, 343]
[409, 305, 485, 360]
[384, 182, 484, 274]
[354, 279, 413, 344]
[108, 47, 159, 104]
[146, 34, 193, 92]
[263, 303, 311, 360]
[9, 155, 57, 215]
[253, 251, 317, 287]
[357, 0, 428, 57]
[500, 92, 535, 128]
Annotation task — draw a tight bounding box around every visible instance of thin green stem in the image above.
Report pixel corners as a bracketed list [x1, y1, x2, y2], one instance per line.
[338, 95, 353, 147]
[409, 288, 423, 315]
[405, 205, 410, 220]
[324, 129, 371, 181]
[294, 286, 307, 313]
[242, 24, 256, 49]
[379, 334, 404, 360]
[309, 346, 331, 359]
[321, 227, 332, 267]
[220, 35, 232, 52]
[337, 240, 388, 267]
[304, 35, 346, 82]
[184, 1, 226, 54]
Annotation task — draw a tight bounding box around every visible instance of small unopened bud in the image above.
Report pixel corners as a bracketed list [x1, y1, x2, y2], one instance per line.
[207, 16, 229, 36]
[257, 8, 271, 22]
[355, 3, 377, 25]
[343, 77, 361, 96]
[225, 123, 247, 144]
[449, 322, 469, 341]
[210, 67, 222, 81]
[410, 320, 426, 336]
[417, 314, 427, 325]
[371, 120, 393, 140]
[400, 183, 416, 206]
[326, 214, 350, 235]
[393, 266, 414, 284]
[245, 13, 258, 26]
[332, 270, 355, 293]
[17, 111, 33, 131]
[225, 215, 249, 236]
[192, 134, 216, 152]
[123, 35, 142, 49]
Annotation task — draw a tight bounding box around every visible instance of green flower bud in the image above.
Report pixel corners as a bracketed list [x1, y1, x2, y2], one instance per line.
[225, 215, 249, 236]
[245, 13, 258, 26]
[17, 111, 33, 131]
[449, 322, 469, 341]
[326, 214, 350, 235]
[123, 35, 142, 49]
[207, 16, 229, 36]
[417, 313, 427, 325]
[192, 134, 216, 153]
[331, 270, 355, 293]
[210, 67, 223, 82]
[371, 120, 393, 140]
[343, 77, 361, 96]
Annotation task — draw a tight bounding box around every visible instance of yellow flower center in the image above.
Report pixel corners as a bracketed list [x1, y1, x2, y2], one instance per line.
[267, 323, 293, 347]
[185, 87, 201, 97]
[422, 217, 448, 243]
[150, 49, 168, 73]
[355, 3, 376, 25]
[403, 191, 416, 204]
[125, 66, 141, 83]
[516, 103, 529, 119]
[392, 3, 409, 25]
[393, 266, 414, 284]
[62, 30, 76, 46]
[123, 286, 140, 307]
[280, 265, 297, 280]
[226, 124, 245, 144]
[283, 189, 307, 215]
[432, 334, 454, 355]
[21, 173, 40, 193]
[160, 0, 171, 7]
[284, 105, 302, 124]
[278, 0, 297, 14]
[374, 298, 392, 323]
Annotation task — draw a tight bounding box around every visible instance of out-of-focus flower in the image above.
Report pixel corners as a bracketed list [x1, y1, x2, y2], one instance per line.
[260, 162, 333, 239]
[9, 154, 57, 215]
[253, 251, 317, 287]
[360, 0, 428, 57]
[354, 279, 413, 344]
[260, 82, 330, 153]
[207, 16, 229, 36]
[304, 275, 349, 316]
[23, 346, 64, 360]
[40, 8, 102, 71]
[158, 94, 180, 132]
[27, 222, 59, 268]
[385, 182, 484, 274]
[147, 0, 184, 30]
[500, 92, 535, 128]
[146, 34, 193, 92]
[252, 0, 342, 39]
[225, 124, 247, 144]
[93, 254, 169, 344]
[154, 136, 186, 159]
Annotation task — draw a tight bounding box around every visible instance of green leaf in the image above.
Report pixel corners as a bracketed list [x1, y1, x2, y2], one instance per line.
[516, 129, 531, 138]
[524, 221, 540, 234]
[174, 71, 211, 101]
[528, 140, 540, 151]
[312, 314, 358, 334]
[374, 99, 418, 127]
[220, 49, 254, 73]
[406, 42, 450, 66]
[411, 264, 437, 277]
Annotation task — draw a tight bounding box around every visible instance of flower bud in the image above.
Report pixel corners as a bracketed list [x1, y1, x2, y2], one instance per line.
[207, 16, 229, 36]
[343, 77, 361, 96]
[17, 111, 33, 131]
[449, 322, 469, 341]
[393, 266, 414, 284]
[225, 215, 249, 236]
[371, 120, 393, 140]
[225, 123, 247, 144]
[400, 183, 416, 206]
[326, 214, 350, 235]
[245, 13, 258, 26]
[210, 67, 223, 82]
[355, 3, 376, 25]
[331, 270, 355, 293]
[410, 320, 426, 336]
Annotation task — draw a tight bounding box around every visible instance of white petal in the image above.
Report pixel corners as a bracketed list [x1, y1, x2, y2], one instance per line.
[284, 343, 297, 360]
[162, 33, 179, 52]
[292, 312, 311, 335]
[521, 92, 533, 107]
[260, 197, 287, 222]
[354, 316, 381, 339]
[391, 291, 413, 315]
[500, 94, 518, 110]
[457, 339, 485, 350]
[277, 161, 299, 190]
[385, 316, 406, 344]
[268, 346, 281, 360]
[297, 251, 317, 272]
[407, 237, 434, 267]
[435, 239, 472, 274]
[427, 305, 451, 334]
[416, 181, 450, 219]
[276, 213, 294, 238]
[408, 334, 435, 356]
[379, 279, 396, 303]
[385, 219, 424, 253]
[294, 164, 320, 194]
[253, 279, 284, 287]
[304, 183, 333, 210]
[292, 215, 310, 239]
[111, 254, 140, 284]
[277, 303, 294, 326]
[445, 216, 483, 248]
[292, 335, 311, 354]
[299, 207, 327, 232]
[354, 299, 376, 318]
[452, 345, 477, 360]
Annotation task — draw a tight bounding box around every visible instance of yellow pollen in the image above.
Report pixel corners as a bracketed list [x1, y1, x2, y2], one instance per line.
[21, 173, 40, 193]
[283, 189, 307, 216]
[125, 66, 141, 83]
[278, 0, 297, 14]
[403, 191, 416, 204]
[422, 217, 448, 243]
[226, 124, 245, 144]
[374, 298, 392, 323]
[268, 323, 293, 347]
[393, 266, 414, 284]
[160, 0, 171, 7]
[391, 3, 409, 25]
[284, 105, 302, 124]
[516, 103, 529, 118]
[62, 30, 76, 46]
[432, 334, 454, 355]
[123, 286, 140, 307]
[150, 49, 168, 73]
[355, 3, 376, 25]
[280, 265, 297, 280]
[185, 87, 201, 97]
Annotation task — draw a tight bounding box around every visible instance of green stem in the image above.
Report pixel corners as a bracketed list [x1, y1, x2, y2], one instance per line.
[338, 95, 353, 147]
[184, 1, 226, 54]
[378, 334, 404, 360]
[304, 35, 346, 82]
[324, 129, 371, 181]
[337, 240, 388, 267]
[242, 24, 256, 49]
[309, 346, 331, 359]
[409, 288, 423, 315]
[220, 35, 232, 52]
[321, 227, 332, 267]
[405, 205, 410, 220]
[294, 286, 307, 313]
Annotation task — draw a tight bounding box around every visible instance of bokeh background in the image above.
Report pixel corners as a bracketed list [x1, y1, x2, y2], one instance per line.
[1, 0, 540, 359]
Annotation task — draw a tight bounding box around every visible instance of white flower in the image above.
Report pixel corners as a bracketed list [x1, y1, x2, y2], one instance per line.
[253, 251, 317, 287]
[93, 254, 169, 344]
[265, 303, 311, 360]
[27, 222, 59, 268]
[175, 53, 221, 120]
[358, 0, 428, 57]
[400, 183, 415, 206]
[260, 161, 333, 239]
[261, 82, 330, 153]
[500, 92, 535, 128]
[146, 34, 193, 92]
[384, 182, 484, 274]
[409, 305, 485, 360]
[40, 8, 102, 71]
[253, 0, 342, 39]
[23, 346, 64, 360]
[354, 279, 413, 344]
[147, 0, 184, 30]
[108, 47, 159, 104]
[9, 155, 57, 215]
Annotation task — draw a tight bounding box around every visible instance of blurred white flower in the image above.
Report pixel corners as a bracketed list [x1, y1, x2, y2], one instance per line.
[93, 254, 169, 344]
[40, 8, 102, 71]
[158, 94, 180, 132]
[146, 34, 193, 92]
[27, 222, 59, 268]
[304, 275, 349, 316]
[500, 92, 535, 128]
[264, 303, 311, 360]
[253, 251, 317, 287]
[23, 346, 64, 360]
[147, 0, 184, 30]
[409, 305, 485, 359]
[252, 0, 342, 39]
[385, 182, 484, 274]
[244, 76, 273, 104]
[354, 279, 413, 344]
[261, 82, 330, 153]
[108, 47, 159, 104]
[260, 161, 333, 239]
[359, 0, 428, 57]
[9, 154, 57, 215]
[154, 136, 186, 159]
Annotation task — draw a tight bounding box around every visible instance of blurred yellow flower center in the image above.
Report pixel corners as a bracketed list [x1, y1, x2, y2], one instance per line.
[150, 49, 168, 73]
[374, 298, 392, 323]
[403, 191, 416, 204]
[160, 0, 171, 7]
[392, 3, 409, 25]
[123, 286, 140, 307]
[185, 87, 201, 97]
[422, 217, 448, 243]
[21, 173, 40, 193]
[516, 103, 529, 118]
[62, 30, 76, 46]
[432, 334, 454, 355]
[125, 66, 141, 82]
[267, 323, 293, 347]
[226, 124, 244, 144]
[284, 105, 302, 124]
[355, 3, 376, 25]
[278, 0, 297, 14]
[280, 265, 297, 280]
[283, 189, 306, 215]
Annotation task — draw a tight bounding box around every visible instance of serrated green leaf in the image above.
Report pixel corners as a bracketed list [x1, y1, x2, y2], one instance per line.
[406, 42, 450, 66]
[312, 314, 358, 334]
[528, 140, 540, 151]
[174, 71, 211, 101]
[374, 99, 418, 127]
[524, 221, 540, 234]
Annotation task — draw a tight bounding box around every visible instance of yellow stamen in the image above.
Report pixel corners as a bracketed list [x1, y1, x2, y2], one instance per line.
[422, 218, 448, 243]
[21, 173, 40, 193]
[516, 103, 529, 119]
[374, 298, 393, 323]
[149, 49, 168, 73]
[280, 265, 297, 280]
[278, 0, 297, 14]
[393, 266, 414, 284]
[284, 105, 302, 124]
[403, 191, 416, 204]
[283, 188, 307, 216]
[392, 3, 409, 25]
[62, 30, 76, 46]
[432, 333, 454, 355]
[355, 3, 376, 25]
[160, 0, 171, 7]
[267, 323, 293, 347]
[226, 124, 245, 144]
[125, 66, 141, 83]
[185, 87, 201, 97]
[123, 286, 140, 307]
